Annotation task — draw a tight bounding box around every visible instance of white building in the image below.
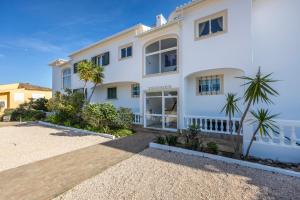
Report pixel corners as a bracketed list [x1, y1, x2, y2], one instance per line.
[50, 0, 300, 162]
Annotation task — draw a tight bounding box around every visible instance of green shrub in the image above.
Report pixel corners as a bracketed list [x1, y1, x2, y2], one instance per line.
[82, 103, 117, 130]
[156, 136, 166, 145]
[207, 142, 218, 154]
[113, 107, 133, 129]
[31, 98, 48, 111]
[47, 91, 85, 125]
[166, 135, 178, 146]
[188, 123, 200, 138]
[11, 108, 46, 121]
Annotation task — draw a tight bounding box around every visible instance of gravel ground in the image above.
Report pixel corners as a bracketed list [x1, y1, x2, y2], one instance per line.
[0, 124, 109, 172]
[55, 148, 300, 200]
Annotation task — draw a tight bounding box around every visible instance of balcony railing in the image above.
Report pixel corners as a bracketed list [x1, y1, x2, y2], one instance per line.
[252, 119, 300, 147]
[184, 115, 242, 135]
[133, 113, 142, 125]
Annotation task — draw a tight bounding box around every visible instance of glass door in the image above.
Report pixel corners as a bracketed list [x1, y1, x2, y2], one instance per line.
[145, 90, 178, 130]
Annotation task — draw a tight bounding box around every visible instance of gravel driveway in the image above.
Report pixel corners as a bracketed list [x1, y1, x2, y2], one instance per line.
[55, 148, 300, 200]
[0, 124, 109, 172]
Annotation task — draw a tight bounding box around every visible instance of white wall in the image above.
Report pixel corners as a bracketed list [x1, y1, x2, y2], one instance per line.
[90, 83, 140, 113]
[184, 68, 244, 116]
[252, 0, 300, 120]
[180, 0, 253, 77]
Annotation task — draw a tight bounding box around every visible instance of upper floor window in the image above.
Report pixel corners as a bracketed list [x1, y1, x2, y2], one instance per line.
[92, 52, 110, 66]
[107, 87, 117, 99]
[120, 44, 132, 59]
[145, 37, 177, 76]
[131, 84, 140, 98]
[62, 68, 71, 90]
[197, 75, 223, 95]
[195, 10, 227, 40]
[73, 60, 87, 74]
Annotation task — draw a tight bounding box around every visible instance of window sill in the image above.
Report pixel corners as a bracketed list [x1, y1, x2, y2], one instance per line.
[143, 70, 179, 78]
[106, 98, 118, 100]
[119, 56, 133, 61]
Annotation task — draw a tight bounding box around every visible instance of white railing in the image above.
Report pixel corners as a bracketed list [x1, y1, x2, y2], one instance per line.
[133, 113, 142, 125]
[184, 115, 242, 135]
[252, 119, 300, 147]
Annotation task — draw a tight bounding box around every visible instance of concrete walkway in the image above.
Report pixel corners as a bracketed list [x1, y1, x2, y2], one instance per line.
[0, 129, 157, 200]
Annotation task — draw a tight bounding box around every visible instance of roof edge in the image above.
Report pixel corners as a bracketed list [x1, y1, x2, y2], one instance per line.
[69, 23, 149, 57]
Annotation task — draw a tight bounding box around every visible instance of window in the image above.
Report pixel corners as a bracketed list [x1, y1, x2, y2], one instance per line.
[14, 93, 24, 102]
[107, 87, 117, 99]
[145, 37, 177, 76]
[120, 44, 132, 59]
[32, 94, 45, 99]
[73, 60, 87, 73]
[197, 75, 223, 95]
[92, 52, 110, 66]
[131, 84, 140, 98]
[195, 10, 227, 40]
[62, 68, 71, 90]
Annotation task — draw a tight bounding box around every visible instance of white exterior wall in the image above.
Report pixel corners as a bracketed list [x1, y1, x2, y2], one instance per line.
[252, 0, 300, 120]
[90, 83, 140, 113]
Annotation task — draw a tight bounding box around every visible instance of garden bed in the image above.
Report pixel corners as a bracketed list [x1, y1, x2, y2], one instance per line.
[150, 142, 300, 178]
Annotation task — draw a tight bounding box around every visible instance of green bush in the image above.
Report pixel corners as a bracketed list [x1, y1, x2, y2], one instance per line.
[113, 129, 134, 137]
[166, 135, 178, 146]
[11, 108, 46, 121]
[156, 136, 166, 145]
[31, 98, 48, 111]
[47, 91, 85, 125]
[207, 142, 218, 154]
[82, 103, 117, 130]
[113, 107, 133, 129]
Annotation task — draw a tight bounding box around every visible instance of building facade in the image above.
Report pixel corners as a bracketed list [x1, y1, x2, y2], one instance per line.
[0, 83, 52, 113]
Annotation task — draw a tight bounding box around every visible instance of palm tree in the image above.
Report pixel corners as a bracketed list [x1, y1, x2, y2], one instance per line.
[236, 67, 279, 154]
[87, 66, 104, 103]
[77, 60, 94, 99]
[245, 109, 279, 159]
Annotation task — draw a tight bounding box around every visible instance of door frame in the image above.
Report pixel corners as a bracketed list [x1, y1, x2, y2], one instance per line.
[143, 89, 179, 131]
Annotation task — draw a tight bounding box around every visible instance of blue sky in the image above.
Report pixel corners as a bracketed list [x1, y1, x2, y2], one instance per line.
[0, 0, 187, 87]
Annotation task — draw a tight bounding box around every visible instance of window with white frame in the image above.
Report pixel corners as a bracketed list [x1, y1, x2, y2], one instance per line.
[131, 84, 140, 98]
[120, 44, 132, 59]
[62, 68, 71, 90]
[145, 38, 177, 75]
[197, 75, 223, 95]
[91, 52, 110, 66]
[195, 10, 227, 40]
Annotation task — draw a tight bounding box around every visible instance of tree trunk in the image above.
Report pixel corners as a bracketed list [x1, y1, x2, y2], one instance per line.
[235, 100, 252, 156]
[87, 84, 97, 103]
[83, 82, 87, 99]
[245, 125, 260, 159]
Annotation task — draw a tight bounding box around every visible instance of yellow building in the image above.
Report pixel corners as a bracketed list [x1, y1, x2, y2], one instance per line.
[0, 83, 52, 112]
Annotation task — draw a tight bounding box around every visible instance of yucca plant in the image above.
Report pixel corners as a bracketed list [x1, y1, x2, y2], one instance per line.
[236, 67, 279, 154]
[245, 109, 279, 159]
[221, 93, 241, 135]
[87, 66, 105, 103]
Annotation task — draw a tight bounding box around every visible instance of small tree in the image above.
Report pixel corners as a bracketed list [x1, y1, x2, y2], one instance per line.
[245, 109, 279, 159]
[221, 93, 241, 135]
[87, 66, 104, 103]
[221, 93, 241, 153]
[77, 60, 94, 99]
[236, 67, 279, 154]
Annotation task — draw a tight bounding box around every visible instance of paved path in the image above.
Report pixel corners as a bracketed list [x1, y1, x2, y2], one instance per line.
[0, 129, 157, 200]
